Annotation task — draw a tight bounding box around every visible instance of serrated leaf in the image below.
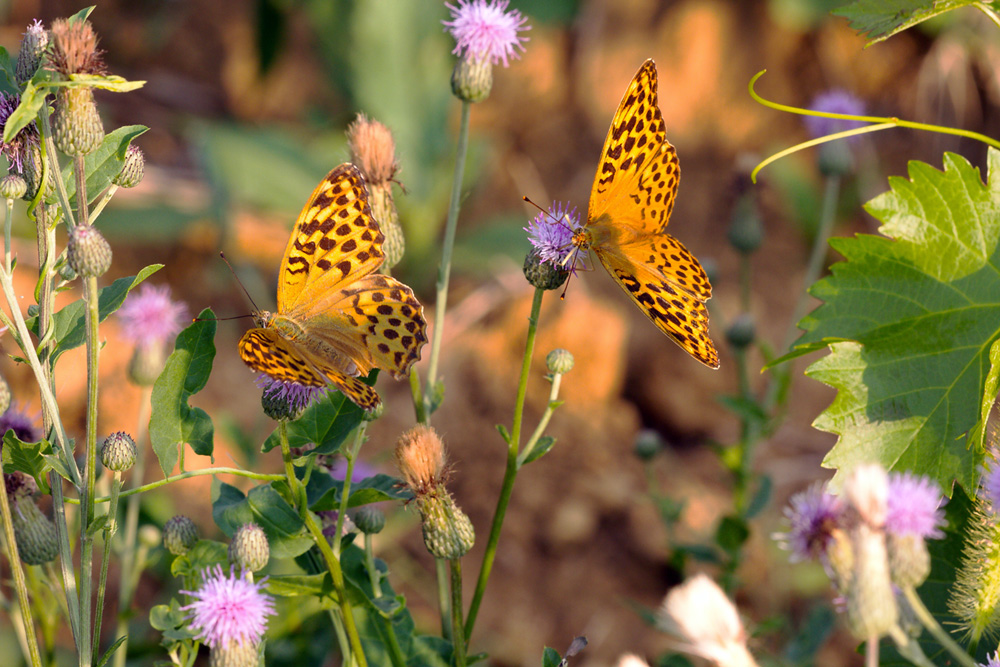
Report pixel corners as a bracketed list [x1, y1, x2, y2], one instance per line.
[832, 0, 987, 45]
[797, 150, 1000, 492]
[262, 387, 364, 454]
[149, 311, 215, 476]
[26, 265, 161, 361]
[1, 431, 52, 491]
[59, 125, 148, 207]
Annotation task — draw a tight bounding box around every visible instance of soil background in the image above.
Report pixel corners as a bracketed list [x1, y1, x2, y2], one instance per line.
[2, 1, 998, 666]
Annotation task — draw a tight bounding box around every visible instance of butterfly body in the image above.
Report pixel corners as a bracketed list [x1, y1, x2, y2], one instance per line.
[577, 59, 719, 369]
[239, 163, 427, 410]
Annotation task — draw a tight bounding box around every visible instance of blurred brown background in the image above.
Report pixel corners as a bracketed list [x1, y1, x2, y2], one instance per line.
[2, 0, 999, 665]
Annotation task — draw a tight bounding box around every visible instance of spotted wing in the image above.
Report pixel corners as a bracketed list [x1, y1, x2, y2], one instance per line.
[588, 59, 675, 235]
[277, 163, 385, 312]
[238, 328, 381, 410]
[593, 235, 719, 369]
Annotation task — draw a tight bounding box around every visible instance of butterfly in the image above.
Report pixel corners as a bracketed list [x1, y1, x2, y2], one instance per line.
[238, 163, 427, 410]
[573, 59, 719, 369]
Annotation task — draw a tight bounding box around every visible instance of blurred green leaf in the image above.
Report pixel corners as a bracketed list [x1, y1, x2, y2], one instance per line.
[265, 573, 333, 599]
[60, 125, 148, 207]
[833, 0, 985, 45]
[542, 647, 561, 667]
[95, 635, 128, 667]
[715, 515, 750, 553]
[783, 605, 835, 667]
[521, 436, 556, 465]
[150, 310, 216, 476]
[745, 475, 772, 520]
[306, 473, 408, 512]
[170, 539, 229, 580]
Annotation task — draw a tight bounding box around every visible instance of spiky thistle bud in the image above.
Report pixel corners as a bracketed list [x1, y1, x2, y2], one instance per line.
[347, 115, 403, 270]
[523, 248, 569, 291]
[163, 515, 198, 555]
[546, 348, 574, 375]
[451, 55, 493, 103]
[6, 473, 57, 565]
[67, 224, 112, 277]
[112, 144, 145, 188]
[100, 431, 137, 472]
[0, 174, 27, 200]
[948, 499, 1000, 641]
[128, 343, 167, 387]
[229, 523, 269, 573]
[845, 521, 897, 639]
[52, 87, 104, 156]
[15, 20, 48, 85]
[353, 506, 386, 535]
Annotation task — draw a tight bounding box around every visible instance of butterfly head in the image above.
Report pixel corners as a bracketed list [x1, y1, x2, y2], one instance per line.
[253, 310, 274, 329]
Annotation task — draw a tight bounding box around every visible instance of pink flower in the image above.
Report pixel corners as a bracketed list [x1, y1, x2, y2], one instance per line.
[116, 284, 188, 349]
[443, 0, 530, 67]
[524, 201, 584, 271]
[181, 566, 275, 648]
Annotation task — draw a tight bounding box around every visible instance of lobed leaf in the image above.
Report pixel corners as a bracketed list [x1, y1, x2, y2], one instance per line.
[797, 149, 1000, 491]
[833, 0, 988, 46]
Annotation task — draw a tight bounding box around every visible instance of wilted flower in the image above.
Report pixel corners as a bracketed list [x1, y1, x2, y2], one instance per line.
[776, 483, 843, 562]
[47, 18, 105, 77]
[443, 0, 529, 67]
[804, 90, 866, 140]
[657, 574, 758, 667]
[347, 114, 399, 186]
[181, 565, 275, 648]
[117, 284, 188, 350]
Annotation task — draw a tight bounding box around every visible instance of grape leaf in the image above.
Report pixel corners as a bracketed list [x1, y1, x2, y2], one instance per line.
[833, 0, 991, 46]
[796, 149, 1000, 492]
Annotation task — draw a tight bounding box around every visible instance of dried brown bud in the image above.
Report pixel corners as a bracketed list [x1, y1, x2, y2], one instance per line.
[347, 114, 399, 186]
[395, 424, 445, 496]
[48, 18, 105, 76]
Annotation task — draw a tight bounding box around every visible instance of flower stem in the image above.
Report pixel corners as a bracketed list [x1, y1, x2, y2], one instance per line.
[903, 587, 978, 667]
[333, 423, 367, 558]
[0, 456, 44, 667]
[518, 370, 563, 466]
[465, 286, 544, 640]
[449, 559, 466, 667]
[278, 422, 367, 667]
[423, 100, 472, 419]
[91, 472, 122, 665]
[79, 273, 101, 667]
[66, 467, 285, 505]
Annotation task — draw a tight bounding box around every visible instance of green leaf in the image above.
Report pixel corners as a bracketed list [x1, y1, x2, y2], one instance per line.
[211, 481, 313, 559]
[86, 513, 109, 537]
[262, 389, 364, 454]
[832, 0, 986, 45]
[745, 475, 772, 520]
[59, 125, 148, 206]
[1, 431, 52, 491]
[27, 265, 161, 362]
[265, 573, 333, 598]
[542, 647, 561, 667]
[150, 311, 216, 476]
[306, 473, 409, 512]
[3, 76, 47, 143]
[521, 435, 555, 465]
[149, 600, 187, 632]
[0, 47, 17, 94]
[63, 73, 145, 92]
[170, 540, 228, 580]
[95, 635, 127, 667]
[797, 150, 1000, 492]
[68, 6, 96, 23]
[971, 337, 1000, 450]
[715, 515, 750, 554]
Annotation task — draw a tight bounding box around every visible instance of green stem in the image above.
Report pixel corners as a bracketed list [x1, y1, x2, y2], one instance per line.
[517, 371, 563, 466]
[277, 422, 367, 667]
[903, 587, 978, 667]
[363, 533, 382, 598]
[66, 468, 285, 504]
[79, 273, 100, 667]
[423, 100, 472, 419]
[409, 366, 426, 423]
[436, 558, 450, 639]
[465, 286, 544, 640]
[333, 423, 367, 558]
[748, 70, 1000, 181]
[0, 456, 44, 667]
[91, 473, 122, 665]
[88, 185, 118, 224]
[449, 560, 466, 667]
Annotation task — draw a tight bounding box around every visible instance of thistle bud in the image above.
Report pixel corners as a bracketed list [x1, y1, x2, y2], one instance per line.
[228, 522, 269, 572]
[846, 522, 897, 639]
[138, 524, 162, 548]
[725, 313, 756, 350]
[100, 431, 137, 472]
[20, 140, 46, 201]
[451, 55, 493, 103]
[52, 88, 105, 157]
[127, 342, 167, 387]
[67, 224, 112, 277]
[347, 115, 403, 270]
[210, 640, 260, 667]
[11, 495, 58, 565]
[546, 348, 574, 375]
[353, 506, 386, 535]
[523, 248, 569, 291]
[163, 515, 198, 555]
[418, 492, 475, 559]
[888, 532, 930, 588]
[362, 400, 385, 422]
[727, 193, 763, 255]
[15, 20, 48, 85]
[261, 388, 301, 422]
[113, 145, 145, 188]
[0, 174, 27, 200]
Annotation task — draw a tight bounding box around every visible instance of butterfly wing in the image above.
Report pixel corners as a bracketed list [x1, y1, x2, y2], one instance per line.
[593, 236, 719, 369]
[239, 328, 381, 410]
[277, 163, 385, 313]
[588, 59, 676, 236]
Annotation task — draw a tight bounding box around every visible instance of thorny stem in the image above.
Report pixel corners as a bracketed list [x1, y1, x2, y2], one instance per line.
[278, 422, 367, 667]
[0, 456, 44, 667]
[423, 100, 472, 420]
[465, 286, 544, 640]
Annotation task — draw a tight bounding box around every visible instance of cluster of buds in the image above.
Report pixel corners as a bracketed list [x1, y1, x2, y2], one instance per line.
[395, 425, 474, 559]
[778, 464, 946, 641]
[5, 471, 58, 565]
[347, 114, 405, 272]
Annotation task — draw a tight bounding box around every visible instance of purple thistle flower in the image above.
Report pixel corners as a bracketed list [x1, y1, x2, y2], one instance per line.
[443, 0, 530, 67]
[256, 374, 326, 414]
[983, 463, 1000, 511]
[886, 472, 946, 539]
[775, 483, 843, 562]
[804, 90, 866, 141]
[524, 201, 583, 269]
[982, 651, 1000, 667]
[180, 565, 275, 648]
[329, 458, 379, 482]
[117, 284, 188, 349]
[0, 402, 41, 443]
[0, 92, 39, 174]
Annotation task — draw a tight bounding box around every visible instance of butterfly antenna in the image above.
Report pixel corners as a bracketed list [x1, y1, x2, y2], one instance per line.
[219, 251, 261, 315]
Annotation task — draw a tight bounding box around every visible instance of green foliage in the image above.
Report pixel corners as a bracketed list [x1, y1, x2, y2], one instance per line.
[150, 311, 216, 476]
[785, 150, 1000, 491]
[262, 387, 365, 454]
[211, 481, 313, 559]
[306, 472, 410, 512]
[60, 125, 147, 206]
[833, 0, 989, 45]
[541, 647, 561, 667]
[0, 430, 53, 492]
